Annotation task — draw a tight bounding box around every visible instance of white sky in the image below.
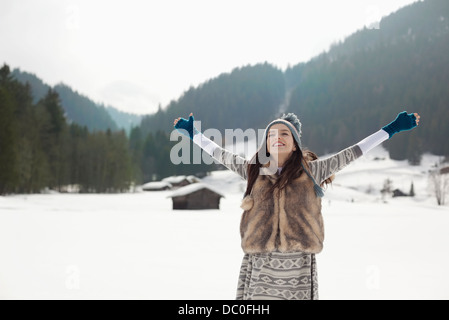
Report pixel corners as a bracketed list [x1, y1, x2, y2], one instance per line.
[0, 0, 419, 115]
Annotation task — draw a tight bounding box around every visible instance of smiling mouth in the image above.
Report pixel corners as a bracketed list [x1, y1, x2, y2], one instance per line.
[273, 142, 285, 147]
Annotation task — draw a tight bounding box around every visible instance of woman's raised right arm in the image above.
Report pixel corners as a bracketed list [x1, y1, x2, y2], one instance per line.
[174, 113, 248, 180]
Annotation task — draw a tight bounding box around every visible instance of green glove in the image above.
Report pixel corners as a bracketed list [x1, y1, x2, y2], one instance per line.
[382, 111, 418, 138]
[174, 114, 200, 140]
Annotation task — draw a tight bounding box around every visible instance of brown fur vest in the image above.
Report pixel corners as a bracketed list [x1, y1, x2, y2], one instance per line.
[240, 171, 323, 254]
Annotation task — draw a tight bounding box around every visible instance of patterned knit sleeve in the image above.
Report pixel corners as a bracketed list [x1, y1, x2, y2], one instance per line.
[308, 145, 363, 185]
[193, 133, 248, 180]
[212, 147, 248, 180]
[309, 129, 389, 184]
[308, 129, 389, 184]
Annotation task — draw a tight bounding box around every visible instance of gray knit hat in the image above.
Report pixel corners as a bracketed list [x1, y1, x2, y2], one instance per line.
[260, 113, 324, 197]
[264, 113, 303, 149]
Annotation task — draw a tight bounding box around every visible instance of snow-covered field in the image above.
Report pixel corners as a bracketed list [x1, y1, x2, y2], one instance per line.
[0, 148, 448, 300]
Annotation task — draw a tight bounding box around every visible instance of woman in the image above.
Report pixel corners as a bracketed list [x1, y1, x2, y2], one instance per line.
[173, 111, 420, 300]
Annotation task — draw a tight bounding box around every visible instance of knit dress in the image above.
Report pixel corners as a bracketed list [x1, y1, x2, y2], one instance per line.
[192, 129, 388, 300]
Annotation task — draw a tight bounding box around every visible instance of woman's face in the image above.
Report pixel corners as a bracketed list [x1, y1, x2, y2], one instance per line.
[266, 123, 297, 157]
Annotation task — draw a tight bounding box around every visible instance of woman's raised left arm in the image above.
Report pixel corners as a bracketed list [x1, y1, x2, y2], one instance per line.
[309, 111, 420, 185]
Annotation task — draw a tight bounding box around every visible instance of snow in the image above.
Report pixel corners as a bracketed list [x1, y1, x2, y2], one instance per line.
[0, 147, 448, 300]
[162, 175, 198, 184]
[141, 181, 172, 191]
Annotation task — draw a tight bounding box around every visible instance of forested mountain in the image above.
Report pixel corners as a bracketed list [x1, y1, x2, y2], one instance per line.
[285, 0, 449, 160]
[105, 106, 142, 135]
[52, 83, 118, 132]
[140, 63, 286, 138]
[142, 0, 449, 164]
[11, 69, 141, 132]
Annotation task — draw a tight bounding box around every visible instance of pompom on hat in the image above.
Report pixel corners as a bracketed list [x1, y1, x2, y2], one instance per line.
[259, 113, 324, 197]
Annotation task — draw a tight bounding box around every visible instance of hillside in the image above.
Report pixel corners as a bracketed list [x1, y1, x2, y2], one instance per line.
[286, 0, 449, 159]
[11, 69, 141, 132]
[139, 62, 286, 138]
[105, 106, 142, 135]
[141, 0, 449, 165]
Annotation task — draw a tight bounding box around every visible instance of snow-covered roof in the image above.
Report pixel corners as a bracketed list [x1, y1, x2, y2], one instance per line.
[162, 175, 198, 184]
[142, 181, 172, 190]
[167, 183, 225, 198]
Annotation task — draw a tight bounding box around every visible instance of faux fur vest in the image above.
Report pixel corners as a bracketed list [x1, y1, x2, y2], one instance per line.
[240, 170, 323, 254]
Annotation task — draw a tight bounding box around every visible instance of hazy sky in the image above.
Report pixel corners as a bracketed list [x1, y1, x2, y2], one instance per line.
[0, 0, 419, 115]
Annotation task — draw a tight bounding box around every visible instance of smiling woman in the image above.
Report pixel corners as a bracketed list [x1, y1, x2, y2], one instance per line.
[173, 110, 420, 300]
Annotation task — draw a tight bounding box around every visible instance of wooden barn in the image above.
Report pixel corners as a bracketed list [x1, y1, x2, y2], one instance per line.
[441, 166, 449, 175]
[392, 188, 408, 197]
[167, 183, 225, 210]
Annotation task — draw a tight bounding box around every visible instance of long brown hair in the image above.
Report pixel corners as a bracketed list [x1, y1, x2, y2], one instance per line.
[244, 139, 334, 198]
